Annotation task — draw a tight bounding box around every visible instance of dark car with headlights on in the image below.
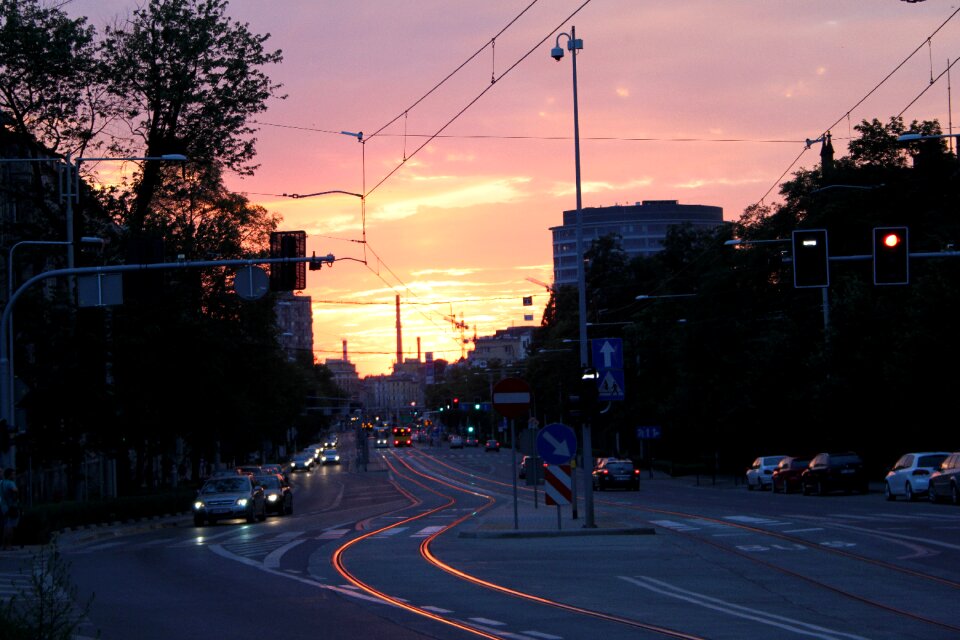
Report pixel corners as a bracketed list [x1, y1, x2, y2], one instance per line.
[255, 474, 293, 516]
[592, 458, 640, 491]
[193, 475, 266, 526]
[771, 456, 811, 494]
[800, 452, 868, 496]
[289, 452, 315, 473]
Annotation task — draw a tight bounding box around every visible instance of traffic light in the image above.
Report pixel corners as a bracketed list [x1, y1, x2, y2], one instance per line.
[467, 425, 474, 433]
[579, 368, 599, 416]
[873, 226, 909, 285]
[791, 229, 829, 288]
[269, 231, 306, 292]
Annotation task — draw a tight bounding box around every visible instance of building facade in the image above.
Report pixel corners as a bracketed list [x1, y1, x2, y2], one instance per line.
[550, 200, 724, 286]
[467, 326, 533, 368]
[275, 292, 313, 362]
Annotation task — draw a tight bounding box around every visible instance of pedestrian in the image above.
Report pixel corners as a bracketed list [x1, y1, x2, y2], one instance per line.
[0, 468, 20, 550]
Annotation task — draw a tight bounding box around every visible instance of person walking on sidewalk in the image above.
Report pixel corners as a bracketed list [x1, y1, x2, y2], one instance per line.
[0, 467, 20, 549]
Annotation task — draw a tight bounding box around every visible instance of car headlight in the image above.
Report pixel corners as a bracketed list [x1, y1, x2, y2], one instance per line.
[267, 494, 278, 502]
[194, 501, 205, 510]
[334, 455, 340, 461]
[237, 498, 249, 507]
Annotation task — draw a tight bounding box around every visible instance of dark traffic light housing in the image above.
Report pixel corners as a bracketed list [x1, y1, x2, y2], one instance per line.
[873, 226, 909, 285]
[791, 229, 829, 288]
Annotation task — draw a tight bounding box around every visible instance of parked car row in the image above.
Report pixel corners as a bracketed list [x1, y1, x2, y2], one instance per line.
[748, 449, 960, 503]
[747, 452, 868, 496]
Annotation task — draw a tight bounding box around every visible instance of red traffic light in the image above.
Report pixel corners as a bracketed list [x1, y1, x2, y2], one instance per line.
[881, 232, 902, 249]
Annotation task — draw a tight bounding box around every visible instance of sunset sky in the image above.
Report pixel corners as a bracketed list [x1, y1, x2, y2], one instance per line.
[67, 1, 960, 377]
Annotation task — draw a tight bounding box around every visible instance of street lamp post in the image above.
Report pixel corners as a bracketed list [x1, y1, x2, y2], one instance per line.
[551, 26, 596, 527]
[0, 153, 187, 468]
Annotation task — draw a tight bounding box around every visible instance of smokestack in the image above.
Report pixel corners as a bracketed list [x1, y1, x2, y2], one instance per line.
[342, 339, 347, 361]
[395, 294, 402, 365]
[417, 337, 421, 362]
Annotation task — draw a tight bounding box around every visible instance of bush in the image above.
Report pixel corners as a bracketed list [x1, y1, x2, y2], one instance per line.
[0, 542, 94, 639]
[16, 489, 196, 544]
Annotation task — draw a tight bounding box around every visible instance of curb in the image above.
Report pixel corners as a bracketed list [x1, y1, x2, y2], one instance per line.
[459, 526, 656, 539]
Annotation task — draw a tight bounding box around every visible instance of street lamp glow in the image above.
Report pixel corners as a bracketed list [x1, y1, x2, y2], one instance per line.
[897, 132, 960, 142]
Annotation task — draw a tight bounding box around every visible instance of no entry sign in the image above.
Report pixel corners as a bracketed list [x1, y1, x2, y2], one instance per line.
[492, 377, 531, 419]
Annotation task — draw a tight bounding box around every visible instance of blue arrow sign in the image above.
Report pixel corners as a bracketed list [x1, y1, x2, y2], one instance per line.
[591, 338, 623, 371]
[536, 423, 578, 465]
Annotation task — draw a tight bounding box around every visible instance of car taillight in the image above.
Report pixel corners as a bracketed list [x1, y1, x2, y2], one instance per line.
[634, 469, 640, 475]
[601, 469, 609, 475]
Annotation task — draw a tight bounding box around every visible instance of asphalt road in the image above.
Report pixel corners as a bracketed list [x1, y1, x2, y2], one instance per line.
[2, 434, 958, 640]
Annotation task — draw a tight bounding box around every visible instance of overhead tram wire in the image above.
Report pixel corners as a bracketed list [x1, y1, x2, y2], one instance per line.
[362, 0, 543, 144]
[751, 5, 960, 209]
[364, 0, 594, 199]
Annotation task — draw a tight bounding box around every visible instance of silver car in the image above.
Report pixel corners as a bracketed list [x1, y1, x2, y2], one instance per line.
[885, 451, 950, 501]
[745, 455, 787, 490]
[193, 475, 266, 526]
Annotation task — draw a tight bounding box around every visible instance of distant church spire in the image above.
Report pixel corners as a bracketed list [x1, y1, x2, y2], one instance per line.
[820, 131, 835, 179]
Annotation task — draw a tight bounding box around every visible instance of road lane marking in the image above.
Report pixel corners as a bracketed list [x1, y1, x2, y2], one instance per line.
[422, 605, 453, 613]
[621, 575, 870, 640]
[783, 528, 825, 533]
[469, 617, 506, 626]
[522, 632, 564, 640]
[412, 526, 446, 538]
[317, 529, 351, 539]
[263, 539, 306, 569]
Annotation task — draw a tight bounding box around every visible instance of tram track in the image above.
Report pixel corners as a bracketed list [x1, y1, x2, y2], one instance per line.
[331, 449, 711, 640]
[405, 447, 960, 635]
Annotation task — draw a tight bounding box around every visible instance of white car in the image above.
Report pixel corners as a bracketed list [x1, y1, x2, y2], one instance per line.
[885, 451, 950, 501]
[449, 435, 464, 449]
[745, 455, 787, 490]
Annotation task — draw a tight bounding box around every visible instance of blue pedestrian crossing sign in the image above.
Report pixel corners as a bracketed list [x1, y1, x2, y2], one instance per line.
[598, 369, 625, 401]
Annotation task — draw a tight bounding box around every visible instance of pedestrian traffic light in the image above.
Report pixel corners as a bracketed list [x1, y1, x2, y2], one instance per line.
[873, 226, 909, 285]
[791, 229, 829, 288]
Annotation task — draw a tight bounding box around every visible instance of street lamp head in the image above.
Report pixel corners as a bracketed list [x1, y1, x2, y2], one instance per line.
[159, 154, 188, 161]
[551, 46, 564, 61]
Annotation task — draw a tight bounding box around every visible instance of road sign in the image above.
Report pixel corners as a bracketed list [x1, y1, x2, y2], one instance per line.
[636, 425, 662, 440]
[536, 423, 577, 464]
[591, 337, 625, 401]
[545, 464, 572, 505]
[598, 369, 625, 401]
[234, 265, 269, 300]
[492, 377, 531, 419]
[591, 338, 623, 371]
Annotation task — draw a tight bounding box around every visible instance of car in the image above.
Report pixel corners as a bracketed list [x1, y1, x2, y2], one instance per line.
[770, 456, 811, 494]
[209, 467, 245, 478]
[484, 439, 500, 452]
[193, 475, 266, 526]
[449, 435, 464, 449]
[592, 458, 640, 491]
[800, 452, 869, 496]
[255, 474, 293, 516]
[464, 436, 479, 447]
[289, 452, 315, 472]
[320, 448, 341, 465]
[929, 452, 960, 504]
[884, 451, 950, 501]
[519, 455, 546, 481]
[237, 465, 261, 477]
[323, 435, 339, 448]
[745, 455, 787, 490]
